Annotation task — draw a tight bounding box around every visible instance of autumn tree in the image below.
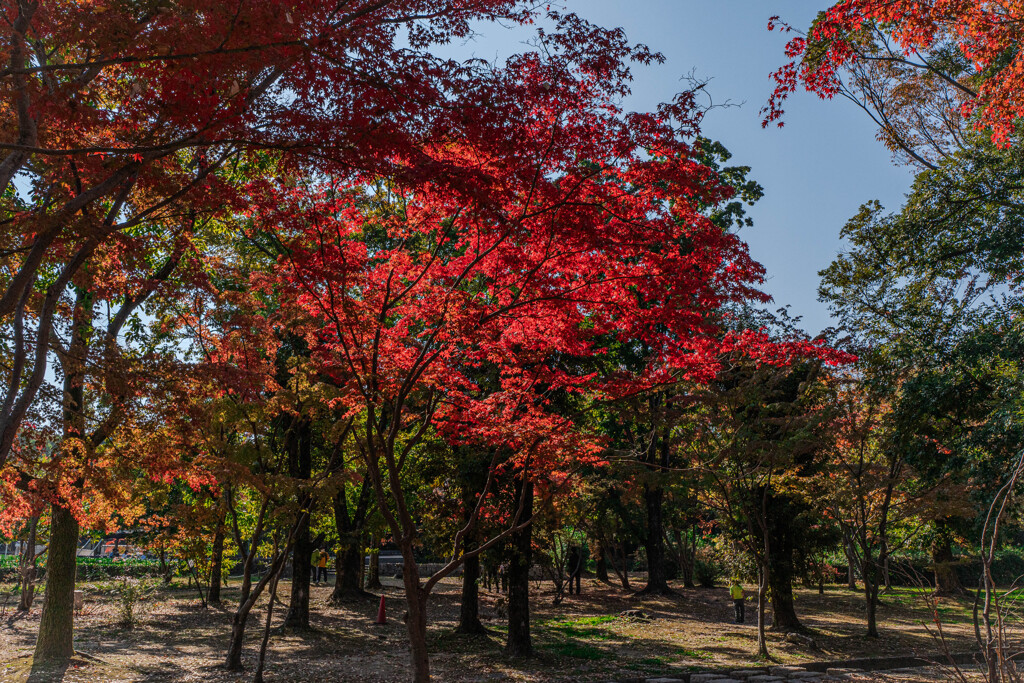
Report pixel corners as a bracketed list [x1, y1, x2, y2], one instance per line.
[247, 13, 804, 678]
[0, 0, 542, 468]
[690, 313, 850, 657]
[765, 1, 1024, 146]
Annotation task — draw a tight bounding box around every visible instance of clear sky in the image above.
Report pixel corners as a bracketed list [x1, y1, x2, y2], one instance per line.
[447, 1, 913, 335]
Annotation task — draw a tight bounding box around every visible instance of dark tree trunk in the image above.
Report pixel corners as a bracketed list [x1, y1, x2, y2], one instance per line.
[225, 515, 291, 670]
[456, 552, 487, 634]
[330, 480, 371, 603]
[34, 286, 89, 665]
[767, 562, 801, 632]
[284, 419, 313, 630]
[932, 522, 963, 596]
[208, 528, 225, 605]
[365, 548, 381, 590]
[681, 525, 697, 589]
[18, 517, 38, 612]
[639, 482, 672, 595]
[765, 493, 802, 632]
[402, 579, 431, 683]
[33, 504, 78, 664]
[607, 541, 631, 590]
[843, 535, 858, 590]
[864, 559, 880, 639]
[639, 424, 673, 596]
[330, 542, 369, 602]
[506, 481, 533, 657]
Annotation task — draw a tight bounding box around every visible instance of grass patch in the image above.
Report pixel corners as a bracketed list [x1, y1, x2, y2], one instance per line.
[541, 615, 620, 641]
[540, 641, 611, 660]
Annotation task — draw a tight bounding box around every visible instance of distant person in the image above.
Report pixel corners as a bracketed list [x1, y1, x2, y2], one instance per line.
[567, 546, 582, 595]
[729, 579, 745, 624]
[315, 547, 329, 585]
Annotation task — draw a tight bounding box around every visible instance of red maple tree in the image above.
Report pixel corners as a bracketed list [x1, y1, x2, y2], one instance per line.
[241, 17, 847, 679]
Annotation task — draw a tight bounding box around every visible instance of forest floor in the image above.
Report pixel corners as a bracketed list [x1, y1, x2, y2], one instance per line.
[0, 574, 1008, 682]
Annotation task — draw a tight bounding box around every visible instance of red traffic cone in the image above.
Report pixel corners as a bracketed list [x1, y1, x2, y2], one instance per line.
[375, 595, 387, 625]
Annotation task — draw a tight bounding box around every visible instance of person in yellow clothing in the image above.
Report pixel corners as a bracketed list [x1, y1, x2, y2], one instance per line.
[729, 579, 745, 624]
[315, 548, 329, 585]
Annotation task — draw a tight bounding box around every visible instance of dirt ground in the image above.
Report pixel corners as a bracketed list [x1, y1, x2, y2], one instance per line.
[0, 575, 1002, 682]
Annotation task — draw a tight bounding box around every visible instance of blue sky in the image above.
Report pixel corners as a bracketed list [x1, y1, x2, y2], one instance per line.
[449, 1, 913, 334]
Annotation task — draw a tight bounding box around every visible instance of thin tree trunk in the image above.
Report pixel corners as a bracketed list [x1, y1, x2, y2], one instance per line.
[506, 481, 533, 657]
[881, 538, 891, 592]
[594, 540, 609, 584]
[607, 541, 630, 590]
[18, 517, 38, 611]
[756, 563, 769, 658]
[680, 526, 697, 589]
[252, 540, 287, 683]
[365, 548, 381, 590]
[859, 543, 881, 639]
[209, 528, 225, 605]
[457, 552, 486, 634]
[33, 504, 78, 664]
[403, 579, 431, 683]
[225, 515, 298, 670]
[844, 536, 858, 590]
[864, 562, 879, 639]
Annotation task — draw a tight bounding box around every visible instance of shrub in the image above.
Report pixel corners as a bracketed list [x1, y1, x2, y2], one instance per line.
[112, 576, 155, 629]
[693, 546, 723, 588]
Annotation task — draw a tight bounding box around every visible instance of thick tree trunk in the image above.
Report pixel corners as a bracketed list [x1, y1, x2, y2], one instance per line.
[932, 523, 963, 595]
[33, 504, 78, 664]
[284, 519, 312, 629]
[330, 542, 369, 602]
[767, 565, 801, 632]
[765, 494, 802, 631]
[457, 553, 487, 635]
[208, 528, 225, 605]
[226, 613, 247, 671]
[18, 517, 38, 612]
[330, 481, 371, 603]
[35, 285, 89, 664]
[284, 420, 312, 630]
[638, 483, 672, 594]
[506, 481, 533, 657]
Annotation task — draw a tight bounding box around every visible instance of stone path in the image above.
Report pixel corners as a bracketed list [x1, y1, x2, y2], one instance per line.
[613, 664, 951, 683]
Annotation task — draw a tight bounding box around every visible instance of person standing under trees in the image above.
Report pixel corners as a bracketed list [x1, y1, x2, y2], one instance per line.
[315, 548, 329, 585]
[730, 579, 746, 624]
[567, 546, 583, 595]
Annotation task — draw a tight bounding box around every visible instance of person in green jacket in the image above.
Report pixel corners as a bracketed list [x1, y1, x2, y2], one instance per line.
[729, 579, 745, 624]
